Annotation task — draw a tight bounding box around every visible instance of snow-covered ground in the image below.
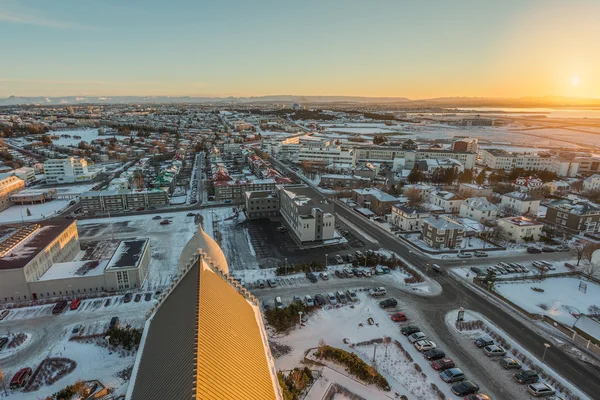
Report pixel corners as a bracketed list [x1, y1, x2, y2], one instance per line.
[494, 277, 600, 326]
[444, 309, 592, 400]
[77, 211, 199, 291]
[272, 293, 464, 400]
[0, 200, 70, 223]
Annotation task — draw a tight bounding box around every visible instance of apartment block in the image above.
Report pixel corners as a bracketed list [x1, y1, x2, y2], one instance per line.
[80, 189, 169, 213]
[0, 173, 25, 211]
[543, 199, 600, 234]
[244, 190, 280, 219]
[44, 157, 96, 184]
[421, 215, 464, 249]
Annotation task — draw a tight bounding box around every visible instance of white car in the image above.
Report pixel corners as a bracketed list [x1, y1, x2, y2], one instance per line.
[327, 292, 337, 305]
[408, 332, 427, 343]
[414, 340, 437, 352]
[457, 252, 473, 258]
[335, 254, 344, 264]
[369, 287, 387, 297]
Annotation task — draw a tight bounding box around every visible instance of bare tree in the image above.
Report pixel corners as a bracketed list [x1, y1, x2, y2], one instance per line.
[581, 243, 600, 277]
[406, 187, 423, 206]
[574, 244, 586, 266]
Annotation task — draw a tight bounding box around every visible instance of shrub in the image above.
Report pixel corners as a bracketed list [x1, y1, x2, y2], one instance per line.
[106, 325, 142, 350]
[265, 302, 311, 332]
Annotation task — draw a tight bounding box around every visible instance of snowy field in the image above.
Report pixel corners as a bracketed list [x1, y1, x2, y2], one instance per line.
[273, 293, 466, 399]
[0, 200, 70, 223]
[494, 277, 600, 326]
[77, 211, 199, 291]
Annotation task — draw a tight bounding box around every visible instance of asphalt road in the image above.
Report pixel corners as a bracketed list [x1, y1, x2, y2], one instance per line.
[333, 202, 600, 399]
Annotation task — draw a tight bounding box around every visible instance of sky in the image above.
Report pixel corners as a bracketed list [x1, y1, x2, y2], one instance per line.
[1, 0, 599, 99]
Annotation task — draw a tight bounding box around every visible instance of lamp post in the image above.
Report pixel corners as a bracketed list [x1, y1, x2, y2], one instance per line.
[284, 258, 288, 276]
[298, 311, 303, 329]
[325, 253, 328, 268]
[542, 343, 551, 363]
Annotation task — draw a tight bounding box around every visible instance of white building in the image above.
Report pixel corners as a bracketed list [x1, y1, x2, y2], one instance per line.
[429, 190, 464, 213]
[481, 149, 578, 177]
[514, 176, 543, 192]
[498, 216, 543, 243]
[12, 167, 36, 186]
[44, 157, 97, 184]
[391, 204, 430, 231]
[583, 174, 600, 191]
[500, 191, 541, 216]
[459, 197, 498, 223]
[297, 144, 356, 167]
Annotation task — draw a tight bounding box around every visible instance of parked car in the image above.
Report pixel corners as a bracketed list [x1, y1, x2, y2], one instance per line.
[160, 219, 170, 225]
[336, 290, 348, 304]
[440, 367, 465, 383]
[71, 324, 83, 335]
[335, 254, 344, 264]
[327, 292, 337, 305]
[69, 298, 81, 310]
[391, 312, 407, 322]
[314, 294, 326, 306]
[124, 293, 133, 303]
[513, 370, 539, 384]
[267, 279, 277, 288]
[144, 293, 152, 301]
[431, 358, 455, 371]
[401, 325, 421, 336]
[304, 295, 314, 307]
[306, 272, 318, 283]
[134, 293, 142, 302]
[474, 251, 488, 257]
[275, 297, 284, 309]
[415, 340, 437, 352]
[104, 298, 112, 307]
[369, 287, 387, 297]
[0, 337, 8, 351]
[346, 289, 358, 302]
[355, 250, 364, 259]
[152, 215, 162, 220]
[256, 279, 267, 289]
[343, 268, 354, 278]
[9, 367, 32, 389]
[276, 226, 287, 233]
[500, 357, 522, 370]
[527, 246, 542, 254]
[52, 300, 68, 315]
[474, 334, 494, 348]
[334, 270, 344, 279]
[346, 254, 356, 263]
[423, 349, 446, 360]
[470, 267, 483, 275]
[483, 344, 506, 357]
[457, 252, 473, 258]
[223, 199, 232, 204]
[379, 298, 397, 309]
[293, 295, 302, 303]
[556, 245, 570, 252]
[352, 268, 364, 277]
[463, 395, 491, 400]
[528, 382, 556, 397]
[0, 310, 9, 320]
[109, 316, 120, 330]
[451, 381, 480, 396]
[319, 272, 329, 280]
[186, 213, 196, 217]
[408, 332, 427, 343]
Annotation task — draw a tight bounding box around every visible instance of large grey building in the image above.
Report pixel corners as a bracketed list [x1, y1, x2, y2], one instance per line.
[244, 190, 280, 219]
[421, 215, 464, 249]
[544, 199, 600, 234]
[80, 189, 169, 213]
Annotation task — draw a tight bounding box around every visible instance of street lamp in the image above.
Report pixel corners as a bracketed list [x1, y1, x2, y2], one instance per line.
[284, 258, 288, 276]
[298, 311, 303, 329]
[541, 343, 551, 363]
[325, 253, 328, 268]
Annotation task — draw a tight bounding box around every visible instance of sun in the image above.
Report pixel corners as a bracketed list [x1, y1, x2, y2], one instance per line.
[571, 76, 581, 86]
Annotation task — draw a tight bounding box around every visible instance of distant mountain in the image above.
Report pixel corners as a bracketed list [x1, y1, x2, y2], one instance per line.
[0, 95, 599, 107]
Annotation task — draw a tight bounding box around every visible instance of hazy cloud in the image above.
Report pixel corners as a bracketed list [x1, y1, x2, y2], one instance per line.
[0, 4, 99, 30]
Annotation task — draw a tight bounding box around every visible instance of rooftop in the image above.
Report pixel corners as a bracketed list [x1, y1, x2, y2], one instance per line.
[547, 199, 600, 216]
[38, 259, 108, 281]
[462, 197, 498, 212]
[0, 220, 75, 271]
[424, 215, 464, 231]
[105, 239, 148, 270]
[500, 216, 543, 227]
[503, 191, 538, 202]
[353, 188, 399, 202]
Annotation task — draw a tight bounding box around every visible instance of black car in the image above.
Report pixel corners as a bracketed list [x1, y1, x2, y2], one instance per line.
[123, 293, 133, 303]
[134, 293, 142, 302]
[513, 370, 539, 384]
[379, 298, 398, 309]
[527, 247, 542, 254]
[144, 293, 152, 301]
[314, 294, 326, 306]
[104, 298, 112, 307]
[187, 213, 196, 217]
[0, 337, 8, 351]
[109, 316, 120, 330]
[423, 349, 446, 361]
[334, 270, 344, 279]
[470, 267, 482, 275]
[451, 381, 479, 396]
[306, 272, 318, 283]
[401, 325, 421, 336]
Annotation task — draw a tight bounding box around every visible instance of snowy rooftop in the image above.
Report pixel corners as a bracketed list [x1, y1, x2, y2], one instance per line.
[106, 239, 149, 271]
[462, 197, 498, 212]
[352, 188, 399, 202]
[499, 216, 543, 227]
[37, 259, 108, 281]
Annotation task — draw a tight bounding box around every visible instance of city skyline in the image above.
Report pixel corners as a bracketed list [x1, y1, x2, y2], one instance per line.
[1, 0, 599, 98]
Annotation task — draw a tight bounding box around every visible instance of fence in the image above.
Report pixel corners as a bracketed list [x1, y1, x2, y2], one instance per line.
[543, 315, 600, 357]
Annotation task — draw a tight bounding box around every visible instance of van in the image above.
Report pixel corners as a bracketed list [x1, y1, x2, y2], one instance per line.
[9, 367, 32, 389]
[275, 297, 284, 309]
[109, 316, 120, 330]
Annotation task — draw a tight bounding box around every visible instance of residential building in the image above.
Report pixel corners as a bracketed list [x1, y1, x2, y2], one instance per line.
[498, 217, 543, 243]
[500, 191, 541, 216]
[391, 204, 430, 231]
[452, 138, 479, 153]
[421, 215, 464, 249]
[12, 167, 36, 186]
[543, 199, 600, 234]
[481, 149, 578, 177]
[429, 190, 464, 213]
[43, 157, 96, 184]
[459, 197, 498, 223]
[244, 190, 280, 219]
[458, 183, 493, 198]
[352, 187, 401, 215]
[583, 174, 600, 191]
[278, 184, 335, 244]
[214, 178, 276, 201]
[10, 188, 57, 205]
[0, 173, 25, 211]
[417, 158, 464, 174]
[355, 146, 476, 169]
[573, 156, 600, 175]
[129, 224, 281, 400]
[297, 144, 356, 167]
[320, 174, 371, 189]
[80, 189, 169, 213]
[514, 176, 543, 192]
[544, 181, 571, 195]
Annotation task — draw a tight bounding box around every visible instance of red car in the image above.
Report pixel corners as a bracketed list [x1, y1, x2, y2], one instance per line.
[391, 312, 407, 322]
[431, 358, 455, 371]
[10, 367, 32, 389]
[160, 220, 170, 225]
[136, 207, 145, 211]
[69, 299, 81, 310]
[464, 394, 491, 400]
